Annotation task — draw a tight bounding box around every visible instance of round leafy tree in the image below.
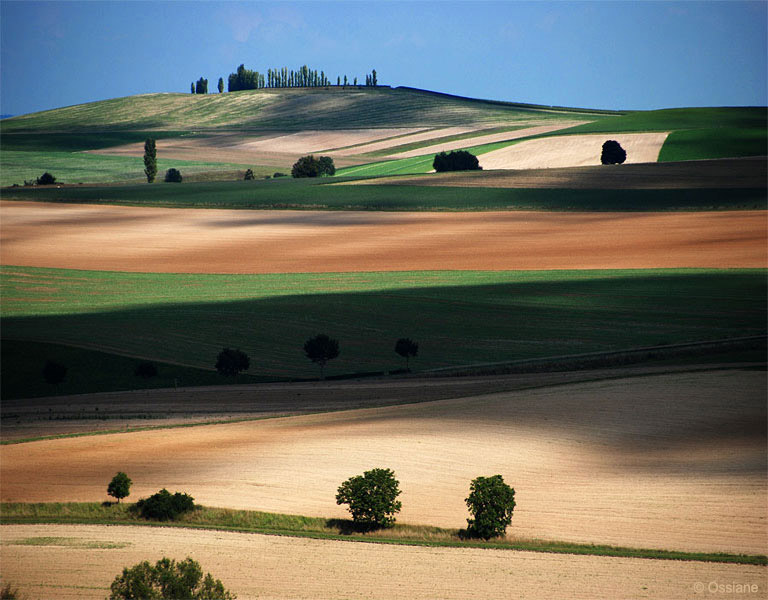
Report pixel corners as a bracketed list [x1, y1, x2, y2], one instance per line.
[600, 140, 627, 165]
[465, 474, 516, 540]
[303, 334, 339, 378]
[336, 467, 402, 530]
[36, 172, 57, 185]
[291, 155, 335, 178]
[109, 556, 236, 600]
[164, 168, 183, 182]
[215, 348, 250, 377]
[433, 150, 482, 172]
[107, 471, 132, 504]
[42, 359, 67, 386]
[394, 338, 419, 371]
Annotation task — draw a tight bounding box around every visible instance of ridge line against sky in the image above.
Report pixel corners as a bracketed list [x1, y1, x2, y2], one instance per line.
[1, 0, 766, 117]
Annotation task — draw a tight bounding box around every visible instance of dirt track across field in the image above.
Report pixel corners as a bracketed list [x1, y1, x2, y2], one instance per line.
[2, 524, 765, 600]
[1, 202, 765, 273]
[2, 370, 765, 554]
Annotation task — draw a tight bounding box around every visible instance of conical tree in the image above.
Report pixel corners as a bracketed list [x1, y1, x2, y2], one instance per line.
[143, 139, 157, 183]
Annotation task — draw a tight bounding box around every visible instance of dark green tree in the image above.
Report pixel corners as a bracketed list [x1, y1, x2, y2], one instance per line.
[143, 138, 157, 183]
[191, 82, 195, 94]
[601, 140, 627, 165]
[42, 359, 66, 386]
[164, 168, 182, 183]
[108, 557, 236, 600]
[36, 172, 56, 185]
[195, 77, 208, 94]
[303, 333, 339, 378]
[317, 155, 336, 176]
[133, 488, 196, 521]
[337, 75, 340, 86]
[336, 468, 402, 530]
[243, 168, 255, 180]
[107, 472, 132, 504]
[215, 348, 250, 377]
[372, 69, 377, 86]
[394, 338, 419, 371]
[433, 150, 482, 172]
[218, 77, 224, 93]
[465, 474, 516, 540]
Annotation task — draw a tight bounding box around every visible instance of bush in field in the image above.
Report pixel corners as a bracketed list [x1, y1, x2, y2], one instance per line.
[0, 583, 26, 600]
[465, 474, 516, 540]
[394, 338, 419, 371]
[164, 168, 182, 183]
[134, 361, 158, 378]
[133, 488, 196, 521]
[433, 150, 481, 172]
[42, 359, 67, 386]
[109, 556, 236, 600]
[601, 140, 627, 165]
[336, 467, 402, 530]
[215, 348, 250, 377]
[273, 172, 287, 178]
[291, 154, 335, 178]
[243, 168, 255, 180]
[36, 172, 57, 185]
[107, 471, 132, 504]
[143, 139, 157, 183]
[303, 333, 339, 379]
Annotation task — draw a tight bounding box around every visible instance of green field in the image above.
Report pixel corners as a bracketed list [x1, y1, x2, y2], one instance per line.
[2, 266, 764, 396]
[3, 177, 765, 211]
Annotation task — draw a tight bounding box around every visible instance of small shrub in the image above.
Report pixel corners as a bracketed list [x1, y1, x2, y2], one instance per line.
[273, 172, 287, 178]
[164, 168, 182, 183]
[42, 359, 67, 386]
[36, 172, 57, 185]
[336, 467, 402, 530]
[109, 557, 236, 600]
[215, 347, 250, 377]
[134, 361, 158, 378]
[465, 474, 516, 540]
[107, 471, 132, 504]
[243, 168, 255, 180]
[133, 488, 196, 520]
[433, 150, 481, 172]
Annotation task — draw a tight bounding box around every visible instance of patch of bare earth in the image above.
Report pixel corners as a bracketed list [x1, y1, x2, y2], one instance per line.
[385, 121, 588, 158]
[348, 158, 768, 189]
[2, 370, 765, 555]
[479, 132, 670, 169]
[1, 202, 765, 273]
[2, 525, 766, 600]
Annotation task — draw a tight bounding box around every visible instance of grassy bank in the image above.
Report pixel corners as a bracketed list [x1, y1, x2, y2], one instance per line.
[2, 502, 764, 565]
[2, 267, 765, 394]
[2, 177, 765, 210]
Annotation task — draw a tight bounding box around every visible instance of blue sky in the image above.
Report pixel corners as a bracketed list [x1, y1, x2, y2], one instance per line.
[1, 0, 766, 116]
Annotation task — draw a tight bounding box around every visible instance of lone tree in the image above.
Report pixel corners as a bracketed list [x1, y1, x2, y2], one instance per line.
[433, 150, 482, 172]
[215, 348, 250, 377]
[109, 556, 236, 600]
[336, 467, 402, 530]
[465, 474, 516, 540]
[36, 172, 57, 185]
[42, 359, 67, 386]
[303, 333, 339, 378]
[601, 140, 627, 165]
[107, 471, 132, 504]
[218, 77, 224, 93]
[291, 154, 335, 178]
[164, 168, 182, 183]
[243, 168, 255, 180]
[394, 338, 419, 371]
[143, 139, 157, 183]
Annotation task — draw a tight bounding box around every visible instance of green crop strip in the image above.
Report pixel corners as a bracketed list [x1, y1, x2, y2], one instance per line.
[2, 503, 764, 565]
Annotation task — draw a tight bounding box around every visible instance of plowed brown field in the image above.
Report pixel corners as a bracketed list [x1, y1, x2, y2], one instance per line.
[2, 524, 765, 600]
[2, 370, 765, 554]
[1, 202, 765, 273]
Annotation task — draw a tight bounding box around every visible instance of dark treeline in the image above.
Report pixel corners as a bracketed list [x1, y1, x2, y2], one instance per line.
[191, 64, 378, 93]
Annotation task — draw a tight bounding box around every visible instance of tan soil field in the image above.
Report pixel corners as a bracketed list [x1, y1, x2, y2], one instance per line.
[332, 126, 481, 155]
[478, 132, 670, 169]
[235, 128, 426, 154]
[2, 524, 766, 600]
[386, 122, 587, 158]
[351, 157, 768, 189]
[2, 202, 765, 273]
[2, 370, 765, 554]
